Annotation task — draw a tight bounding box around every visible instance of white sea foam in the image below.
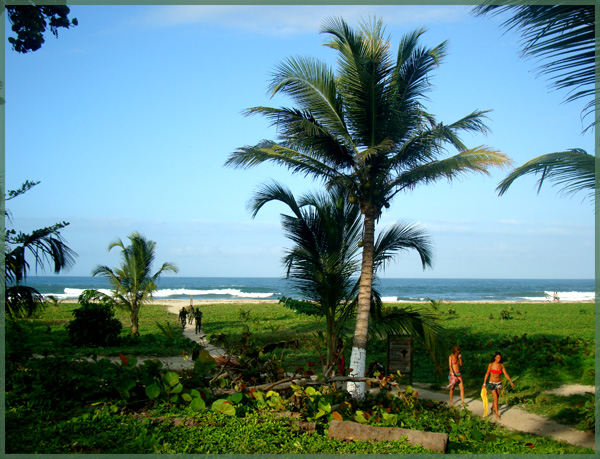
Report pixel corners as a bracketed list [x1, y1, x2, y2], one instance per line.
[521, 291, 595, 302]
[43, 287, 275, 300]
[42, 288, 114, 300]
[153, 288, 274, 299]
[381, 296, 398, 302]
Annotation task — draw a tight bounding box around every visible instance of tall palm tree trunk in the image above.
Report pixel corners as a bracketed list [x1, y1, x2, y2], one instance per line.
[326, 315, 336, 376]
[347, 211, 376, 399]
[130, 303, 140, 335]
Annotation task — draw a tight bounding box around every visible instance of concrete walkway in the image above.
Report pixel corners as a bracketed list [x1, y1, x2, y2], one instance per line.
[180, 320, 226, 358]
[410, 384, 595, 450]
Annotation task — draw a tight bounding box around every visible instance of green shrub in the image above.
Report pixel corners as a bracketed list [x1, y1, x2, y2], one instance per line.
[499, 309, 512, 320]
[66, 290, 122, 347]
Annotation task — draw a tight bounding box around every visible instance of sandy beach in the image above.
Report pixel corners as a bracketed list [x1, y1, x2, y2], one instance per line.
[149, 298, 594, 312]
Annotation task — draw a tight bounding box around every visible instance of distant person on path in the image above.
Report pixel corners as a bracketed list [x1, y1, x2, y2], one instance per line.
[447, 345, 464, 406]
[188, 304, 195, 324]
[194, 308, 203, 334]
[553, 291, 559, 302]
[179, 307, 188, 328]
[483, 351, 514, 420]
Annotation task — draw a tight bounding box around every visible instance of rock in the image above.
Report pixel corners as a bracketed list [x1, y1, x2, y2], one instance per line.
[328, 419, 448, 453]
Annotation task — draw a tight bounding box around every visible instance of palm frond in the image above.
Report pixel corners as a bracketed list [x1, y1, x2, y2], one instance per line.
[373, 221, 434, 272]
[6, 222, 77, 283]
[268, 55, 349, 141]
[243, 106, 356, 168]
[393, 147, 512, 193]
[496, 148, 596, 202]
[473, 4, 595, 129]
[226, 140, 344, 184]
[5, 285, 44, 319]
[394, 28, 448, 104]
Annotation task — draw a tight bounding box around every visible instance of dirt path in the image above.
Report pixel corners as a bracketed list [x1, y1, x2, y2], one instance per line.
[163, 304, 595, 450]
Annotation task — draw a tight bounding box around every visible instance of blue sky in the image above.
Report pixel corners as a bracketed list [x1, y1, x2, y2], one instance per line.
[5, 4, 595, 279]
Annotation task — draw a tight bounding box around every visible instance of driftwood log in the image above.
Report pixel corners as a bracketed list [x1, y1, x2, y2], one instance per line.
[328, 419, 448, 453]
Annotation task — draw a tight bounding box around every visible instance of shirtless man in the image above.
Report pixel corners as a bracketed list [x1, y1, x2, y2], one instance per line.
[448, 345, 464, 406]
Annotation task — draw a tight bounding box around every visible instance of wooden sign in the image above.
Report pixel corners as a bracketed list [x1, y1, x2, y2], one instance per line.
[387, 335, 413, 383]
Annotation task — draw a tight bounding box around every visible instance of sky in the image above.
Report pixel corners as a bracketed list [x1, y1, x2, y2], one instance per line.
[4, 4, 595, 280]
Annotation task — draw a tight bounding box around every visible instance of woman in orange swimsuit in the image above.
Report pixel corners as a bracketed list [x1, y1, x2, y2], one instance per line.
[448, 345, 464, 405]
[483, 351, 514, 419]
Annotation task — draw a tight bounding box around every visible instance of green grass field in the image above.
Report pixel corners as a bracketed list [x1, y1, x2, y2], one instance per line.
[7, 299, 595, 453]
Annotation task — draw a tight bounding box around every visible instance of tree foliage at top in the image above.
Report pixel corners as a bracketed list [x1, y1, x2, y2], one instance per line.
[473, 3, 596, 132]
[6, 4, 78, 53]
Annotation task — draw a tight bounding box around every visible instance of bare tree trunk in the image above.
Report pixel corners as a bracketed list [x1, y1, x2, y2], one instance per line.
[347, 211, 376, 399]
[131, 306, 139, 335]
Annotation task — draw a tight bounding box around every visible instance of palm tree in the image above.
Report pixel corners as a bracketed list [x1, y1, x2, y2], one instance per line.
[250, 181, 442, 377]
[92, 231, 178, 335]
[4, 181, 77, 318]
[472, 4, 596, 133]
[225, 17, 511, 398]
[497, 148, 597, 206]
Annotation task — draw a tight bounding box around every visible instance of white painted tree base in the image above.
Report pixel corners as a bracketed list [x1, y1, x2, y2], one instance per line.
[347, 346, 366, 399]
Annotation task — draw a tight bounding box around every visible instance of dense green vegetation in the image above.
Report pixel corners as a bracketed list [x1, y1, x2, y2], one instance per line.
[6, 299, 594, 453]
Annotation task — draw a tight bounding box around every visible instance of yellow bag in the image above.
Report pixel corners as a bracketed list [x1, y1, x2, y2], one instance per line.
[481, 386, 489, 417]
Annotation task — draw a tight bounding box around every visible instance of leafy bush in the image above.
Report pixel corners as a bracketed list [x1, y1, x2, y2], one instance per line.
[66, 290, 122, 347]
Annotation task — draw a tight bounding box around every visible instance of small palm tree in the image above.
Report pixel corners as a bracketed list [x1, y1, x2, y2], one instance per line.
[92, 232, 178, 335]
[251, 181, 443, 376]
[226, 17, 510, 398]
[496, 148, 596, 207]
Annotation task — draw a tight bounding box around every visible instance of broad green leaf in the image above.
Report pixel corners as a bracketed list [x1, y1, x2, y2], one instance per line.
[182, 393, 193, 402]
[190, 389, 201, 398]
[355, 410, 368, 424]
[172, 383, 183, 394]
[163, 372, 180, 388]
[228, 392, 243, 404]
[318, 401, 331, 413]
[191, 397, 206, 412]
[305, 387, 320, 397]
[212, 399, 236, 416]
[145, 383, 161, 400]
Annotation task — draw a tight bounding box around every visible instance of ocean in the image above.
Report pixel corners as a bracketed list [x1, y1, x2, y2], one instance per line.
[22, 276, 595, 303]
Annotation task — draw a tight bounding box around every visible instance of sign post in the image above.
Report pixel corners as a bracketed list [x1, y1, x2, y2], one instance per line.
[387, 335, 413, 384]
